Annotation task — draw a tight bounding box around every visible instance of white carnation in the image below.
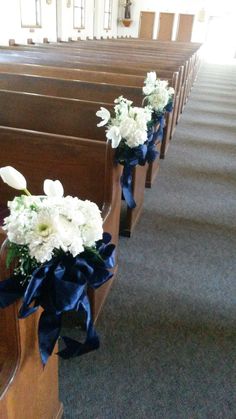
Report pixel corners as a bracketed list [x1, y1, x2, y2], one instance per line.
[97, 95, 151, 151]
[3, 192, 103, 264]
[149, 90, 169, 111]
[126, 129, 147, 148]
[119, 117, 137, 139]
[143, 72, 175, 113]
[143, 84, 154, 95]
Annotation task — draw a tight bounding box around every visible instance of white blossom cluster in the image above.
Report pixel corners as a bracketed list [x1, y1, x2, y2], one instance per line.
[96, 96, 152, 149]
[143, 72, 175, 112]
[3, 184, 103, 264]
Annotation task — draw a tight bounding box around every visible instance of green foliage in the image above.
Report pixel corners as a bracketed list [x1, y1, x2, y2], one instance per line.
[6, 242, 39, 286]
[6, 242, 20, 269]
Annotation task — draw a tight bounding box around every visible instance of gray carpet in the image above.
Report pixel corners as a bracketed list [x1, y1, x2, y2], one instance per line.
[59, 61, 236, 419]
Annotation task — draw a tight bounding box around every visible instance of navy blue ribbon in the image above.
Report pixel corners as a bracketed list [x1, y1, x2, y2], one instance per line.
[116, 143, 148, 209]
[151, 113, 165, 142]
[0, 233, 115, 365]
[165, 101, 173, 113]
[151, 100, 173, 143]
[146, 128, 159, 163]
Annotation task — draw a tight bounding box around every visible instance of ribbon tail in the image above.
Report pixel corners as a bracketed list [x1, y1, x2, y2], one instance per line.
[38, 311, 62, 366]
[156, 116, 165, 141]
[0, 277, 24, 308]
[58, 293, 99, 359]
[121, 164, 136, 209]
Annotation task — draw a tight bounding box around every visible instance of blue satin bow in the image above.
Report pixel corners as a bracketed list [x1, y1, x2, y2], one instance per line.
[0, 233, 115, 365]
[116, 143, 148, 209]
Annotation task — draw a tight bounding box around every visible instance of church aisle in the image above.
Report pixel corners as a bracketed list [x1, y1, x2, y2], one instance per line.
[59, 62, 236, 419]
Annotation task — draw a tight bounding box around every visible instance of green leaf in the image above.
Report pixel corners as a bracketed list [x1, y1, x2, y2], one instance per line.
[6, 243, 19, 269]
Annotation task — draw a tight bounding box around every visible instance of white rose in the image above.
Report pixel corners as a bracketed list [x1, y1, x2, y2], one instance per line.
[0, 166, 27, 191]
[43, 179, 64, 197]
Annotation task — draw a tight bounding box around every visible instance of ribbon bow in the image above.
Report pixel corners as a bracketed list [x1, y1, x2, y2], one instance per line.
[0, 233, 115, 365]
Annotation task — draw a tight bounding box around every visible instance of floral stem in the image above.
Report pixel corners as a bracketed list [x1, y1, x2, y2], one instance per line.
[22, 188, 31, 196]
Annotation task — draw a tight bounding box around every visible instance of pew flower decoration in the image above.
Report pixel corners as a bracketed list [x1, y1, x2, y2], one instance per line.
[96, 96, 156, 208]
[143, 71, 175, 141]
[0, 166, 116, 365]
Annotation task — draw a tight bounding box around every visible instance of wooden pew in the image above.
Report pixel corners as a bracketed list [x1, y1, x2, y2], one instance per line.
[0, 90, 149, 236]
[1, 45, 193, 69]
[0, 50, 177, 80]
[0, 72, 144, 106]
[0, 126, 122, 321]
[0, 118, 123, 419]
[16, 38, 200, 95]
[0, 56, 180, 150]
[0, 126, 122, 416]
[0, 39, 201, 235]
[0, 63, 147, 88]
[0, 42, 191, 127]
[19, 38, 199, 88]
[0, 70, 178, 181]
[0, 228, 63, 419]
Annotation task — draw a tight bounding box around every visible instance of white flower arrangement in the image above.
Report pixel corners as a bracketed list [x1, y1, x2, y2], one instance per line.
[143, 71, 175, 113]
[96, 96, 152, 150]
[0, 166, 103, 267]
[0, 166, 115, 365]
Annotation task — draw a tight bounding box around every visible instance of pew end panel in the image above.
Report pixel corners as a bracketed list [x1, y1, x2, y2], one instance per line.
[120, 164, 148, 238]
[89, 146, 123, 322]
[145, 140, 162, 188]
[0, 234, 63, 419]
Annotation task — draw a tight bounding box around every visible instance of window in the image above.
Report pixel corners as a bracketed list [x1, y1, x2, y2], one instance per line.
[74, 0, 85, 29]
[20, 0, 41, 27]
[104, 0, 112, 30]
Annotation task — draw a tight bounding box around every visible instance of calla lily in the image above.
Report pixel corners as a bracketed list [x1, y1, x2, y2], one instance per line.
[96, 107, 111, 127]
[0, 166, 28, 191]
[145, 71, 157, 84]
[43, 179, 64, 197]
[106, 125, 122, 148]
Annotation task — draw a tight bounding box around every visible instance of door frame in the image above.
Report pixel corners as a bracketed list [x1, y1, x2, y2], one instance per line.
[138, 11, 156, 39]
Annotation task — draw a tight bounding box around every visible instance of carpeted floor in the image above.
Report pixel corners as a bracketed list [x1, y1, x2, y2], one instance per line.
[59, 61, 236, 419]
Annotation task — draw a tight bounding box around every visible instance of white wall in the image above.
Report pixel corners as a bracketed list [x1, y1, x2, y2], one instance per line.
[117, 0, 207, 41]
[59, 0, 94, 41]
[0, 0, 235, 45]
[93, 0, 119, 39]
[0, 0, 57, 46]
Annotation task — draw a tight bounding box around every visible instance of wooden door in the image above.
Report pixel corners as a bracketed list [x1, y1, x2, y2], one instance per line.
[139, 12, 155, 39]
[157, 12, 175, 41]
[176, 14, 195, 42]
